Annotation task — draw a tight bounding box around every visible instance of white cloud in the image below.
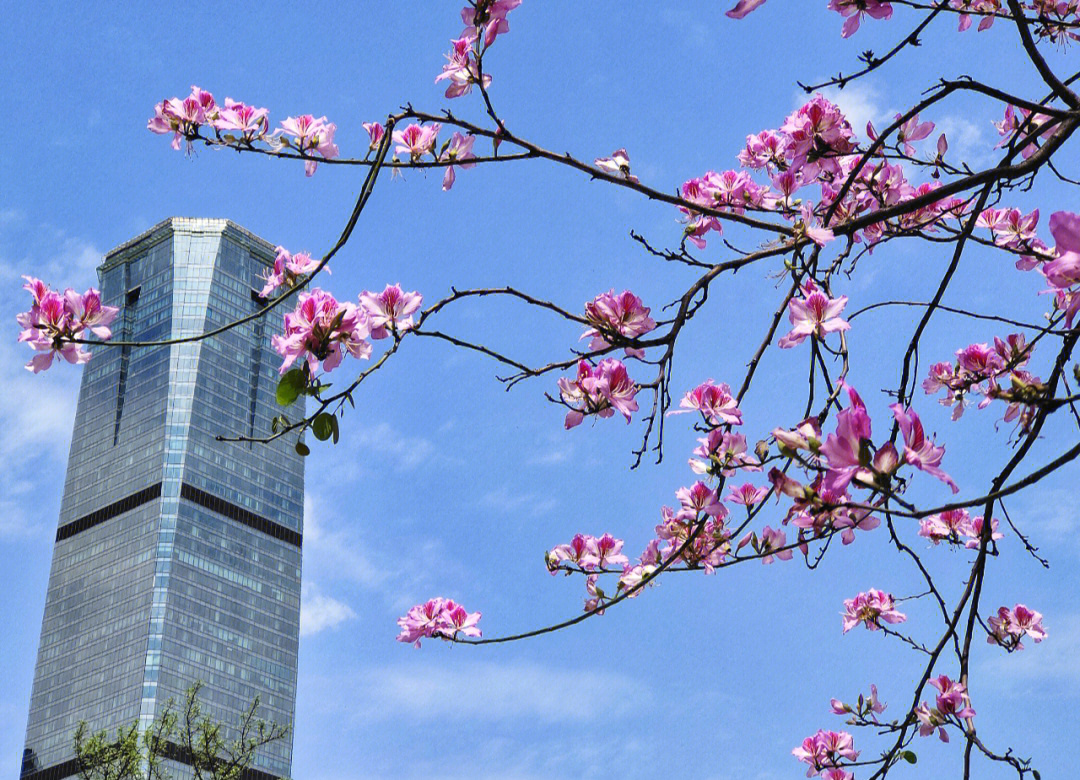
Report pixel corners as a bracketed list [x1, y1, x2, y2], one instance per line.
[300, 582, 357, 637]
[311, 661, 652, 724]
[815, 83, 890, 138]
[935, 115, 992, 167]
[303, 494, 389, 589]
[480, 485, 558, 518]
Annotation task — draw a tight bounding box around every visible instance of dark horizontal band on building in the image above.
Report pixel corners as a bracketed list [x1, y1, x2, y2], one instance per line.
[55, 483, 162, 541]
[21, 741, 283, 780]
[180, 483, 302, 548]
[55, 482, 301, 548]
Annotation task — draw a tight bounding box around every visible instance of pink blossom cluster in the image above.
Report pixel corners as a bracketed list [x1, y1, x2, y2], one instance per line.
[582, 289, 656, 357]
[729, 0, 1077, 44]
[396, 597, 482, 647]
[259, 246, 323, 298]
[773, 385, 958, 500]
[915, 675, 976, 742]
[148, 85, 336, 175]
[272, 289, 370, 376]
[557, 358, 639, 429]
[391, 123, 478, 190]
[841, 589, 907, 633]
[16, 277, 118, 373]
[918, 508, 1004, 549]
[546, 533, 629, 573]
[677, 95, 962, 251]
[765, 384, 962, 555]
[436, 1, 520, 98]
[924, 334, 1041, 425]
[277, 114, 339, 176]
[271, 284, 421, 375]
[768, 466, 880, 547]
[546, 532, 661, 611]
[989, 210, 1080, 327]
[987, 603, 1047, 650]
[656, 483, 732, 572]
[792, 729, 859, 778]
[673, 379, 742, 426]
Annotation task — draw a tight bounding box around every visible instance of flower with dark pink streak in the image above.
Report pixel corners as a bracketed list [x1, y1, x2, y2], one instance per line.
[841, 589, 906, 633]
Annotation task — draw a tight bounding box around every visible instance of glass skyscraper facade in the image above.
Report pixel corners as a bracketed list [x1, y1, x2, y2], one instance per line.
[21, 218, 304, 780]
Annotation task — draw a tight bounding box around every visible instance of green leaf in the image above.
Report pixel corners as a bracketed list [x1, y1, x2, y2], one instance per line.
[1033, 770, 1041, 780]
[276, 369, 307, 406]
[901, 751, 917, 765]
[295, 440, 310, 456]
[312, 413, 334, 441]
[331, 414, 340, 444]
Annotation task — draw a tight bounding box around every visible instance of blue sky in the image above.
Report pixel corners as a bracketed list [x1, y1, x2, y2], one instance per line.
[1, 2, 1077, 778]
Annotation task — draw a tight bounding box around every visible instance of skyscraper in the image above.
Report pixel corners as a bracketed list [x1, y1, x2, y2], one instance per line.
[21, 218, 305, 780]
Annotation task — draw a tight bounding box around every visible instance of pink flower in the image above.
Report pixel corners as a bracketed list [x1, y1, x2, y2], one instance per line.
[594, 149, 639, 184]
[690, 430, 759, 476]
[396, 597, 482, 647]
[582, 289, 656, 358]
[362, 121, 385, 151]
[726, 482, 769, 506]
[897, 112, 935, 156]
[259, 246, 322, 298]
[792, 729, 858, 775]
[277, 114, 339, 176]
[778, 280, 850, 349]
[440, 132, 477, 191]
[820, 385, 874, 491]
[546, 533, 597, 572]
[359, 284, 423, 339]
[929, 675, 976, 719]
[617, 563, 658, 597]
[148, 86, 215, 152]
[546, 533, 628, 572]
[1044, 211, 1080, 289]
[671, 380, 742, 426]
[558, 359, 639, 429]
[963, 515, 1004, 549]
[726, 0, 769, 18]
[738, 129, 791, 171]
[436, 36, 492, 98]
[890, 404, 959, 493]
[915, 702, 949, 742]
[461, 0, 521, 47]
[271, 289, 370, 375]
[918, 508, 970, 544]
[988, 603, 1047, 650]
[16, 280, 118, 373]
[828, 0, 893, 38]
[781, 96, 857, 178]
[773, 417, 823, 454]
[757, 525, 793, 564]
[798, 204, 836, 247]
[213, 97, 269, 142]
[392, 123, 441, 161]
[675, 481, 726, 520]
[595, 533, 630, 569]
[841, 589, 906, 633]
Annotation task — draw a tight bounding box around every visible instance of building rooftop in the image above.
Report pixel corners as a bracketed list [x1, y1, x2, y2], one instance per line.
[101, 217, 276, 270]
